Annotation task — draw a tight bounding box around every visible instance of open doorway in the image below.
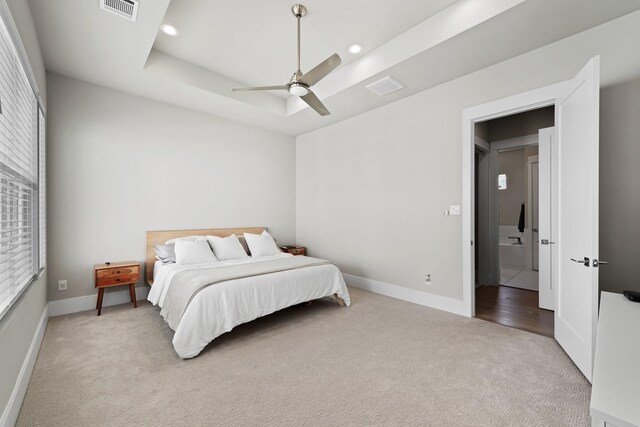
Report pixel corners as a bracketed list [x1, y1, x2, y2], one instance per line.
[473, 107, 555, 337]
[463, 57, 600, 381]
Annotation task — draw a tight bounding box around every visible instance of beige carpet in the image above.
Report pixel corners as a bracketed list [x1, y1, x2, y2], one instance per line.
[17, 287, 591, 426]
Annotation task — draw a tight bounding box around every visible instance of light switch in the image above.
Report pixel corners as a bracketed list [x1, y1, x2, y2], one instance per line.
[449, 205, 461, 215]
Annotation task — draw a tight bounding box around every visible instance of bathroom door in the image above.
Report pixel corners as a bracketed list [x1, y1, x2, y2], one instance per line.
[554, 56, 600, 382]
[538, 128, 554, 312]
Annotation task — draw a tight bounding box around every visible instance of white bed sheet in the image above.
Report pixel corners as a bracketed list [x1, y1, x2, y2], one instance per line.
[147, 254, 350, 358]
[153, 260, 165, 281]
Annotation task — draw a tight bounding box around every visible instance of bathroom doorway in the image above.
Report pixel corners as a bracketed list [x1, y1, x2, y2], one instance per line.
[497, 145, 538, 290]
[473, 106, 555, 337]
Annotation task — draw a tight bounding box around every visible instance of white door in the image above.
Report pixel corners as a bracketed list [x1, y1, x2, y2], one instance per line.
[554, 57, 600, 382]
[538, 128, 555, 311]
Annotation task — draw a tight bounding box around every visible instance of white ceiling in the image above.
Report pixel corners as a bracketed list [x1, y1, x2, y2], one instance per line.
[26, 0, 640, 136]
[154, 0, 459, 93]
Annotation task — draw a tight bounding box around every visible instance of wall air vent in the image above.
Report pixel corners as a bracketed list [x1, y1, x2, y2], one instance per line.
[365, 76, 405, 97]
[100, 0, 139, 22]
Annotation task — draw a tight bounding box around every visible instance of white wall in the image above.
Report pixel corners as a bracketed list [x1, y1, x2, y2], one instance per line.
[296, 11, 640, 300]
[0, 278, 46, 421]
[47, 73, 296, 301]
[599, 77, 640, 294]
[498, 148, 525, 227]
[0, 0, 48, 422]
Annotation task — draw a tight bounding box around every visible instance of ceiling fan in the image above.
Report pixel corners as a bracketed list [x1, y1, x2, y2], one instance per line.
[232, 4, 342, 116]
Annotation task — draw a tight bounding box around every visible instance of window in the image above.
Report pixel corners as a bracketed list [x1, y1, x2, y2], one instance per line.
[38, 107, 45, 269]
[0, 11, 45, 319]
[498, 173, 507, 190]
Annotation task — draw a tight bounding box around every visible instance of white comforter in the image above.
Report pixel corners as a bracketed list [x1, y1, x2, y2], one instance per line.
[148, 253, 350, 358]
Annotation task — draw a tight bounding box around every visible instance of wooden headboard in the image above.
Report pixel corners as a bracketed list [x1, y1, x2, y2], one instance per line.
[145, 227, 266, 285]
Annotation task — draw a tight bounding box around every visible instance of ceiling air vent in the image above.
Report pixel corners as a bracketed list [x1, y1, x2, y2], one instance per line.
[365, 76, 405, 97]
[100, 0, 139, 22]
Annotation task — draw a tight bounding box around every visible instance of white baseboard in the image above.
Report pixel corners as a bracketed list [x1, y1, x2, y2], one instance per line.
[0, 303, 49, 427]
[49, 286, 149, 317]
[342, 273, 467, 316]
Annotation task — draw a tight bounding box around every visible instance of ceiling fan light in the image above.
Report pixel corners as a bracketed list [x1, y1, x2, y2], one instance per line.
[289, 83, 309, 97]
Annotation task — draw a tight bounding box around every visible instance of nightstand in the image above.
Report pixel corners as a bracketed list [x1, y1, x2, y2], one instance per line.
[280, 246, 306, 256]
[94, 261, 140, 316]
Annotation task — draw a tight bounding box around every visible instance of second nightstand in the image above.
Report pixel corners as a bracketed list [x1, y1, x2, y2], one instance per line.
[94, 261, 140, 316]
[280, 246, 306, 256]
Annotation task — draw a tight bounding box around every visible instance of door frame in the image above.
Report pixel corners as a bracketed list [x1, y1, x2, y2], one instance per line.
[461, 82, 566, 317]
[474, 144, 493, 288]
[527, 154, 539, 272]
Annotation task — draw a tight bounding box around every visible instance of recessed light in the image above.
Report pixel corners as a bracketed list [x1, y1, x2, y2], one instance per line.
[160, 24, 179, 36]
[348, 44, 362, 54]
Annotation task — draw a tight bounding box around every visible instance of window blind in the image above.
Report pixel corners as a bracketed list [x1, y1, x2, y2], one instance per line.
[0, 11, 42, 316]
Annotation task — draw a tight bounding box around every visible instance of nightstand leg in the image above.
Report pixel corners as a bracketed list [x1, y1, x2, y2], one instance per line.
[96, 288, 105, 316]
[129, 284, 137, 308]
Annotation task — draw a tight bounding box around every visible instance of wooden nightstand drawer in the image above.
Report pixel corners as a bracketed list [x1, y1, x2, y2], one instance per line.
[96, 265, 139, 279]
[96, 273, 139, 287]
[288, 248, 305, 256]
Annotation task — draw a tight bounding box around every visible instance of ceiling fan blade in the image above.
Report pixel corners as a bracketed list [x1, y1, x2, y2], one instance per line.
[297, 53, 342, 87]
[300, 90, 331, 116]
[232, 85, 289, 92]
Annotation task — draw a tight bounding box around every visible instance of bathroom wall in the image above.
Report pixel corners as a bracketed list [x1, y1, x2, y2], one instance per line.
[499, 148, 526, 227]
[490, 107, 549, 229]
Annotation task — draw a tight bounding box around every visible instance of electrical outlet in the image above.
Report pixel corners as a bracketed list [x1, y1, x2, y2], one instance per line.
[425, 274, 432, 286]
[58, 280, 67, 291]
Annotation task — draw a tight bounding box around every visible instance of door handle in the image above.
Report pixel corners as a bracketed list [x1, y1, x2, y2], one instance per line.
[593, 259, 607, 267]
[541, 239, 555, 245]
[570, 257, 590, 267]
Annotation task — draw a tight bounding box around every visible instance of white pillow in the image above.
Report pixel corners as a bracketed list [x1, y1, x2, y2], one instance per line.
[207, 234, 250, 261]
[174, 240, 218, 265]
[165, 235, 208, 244]
[244, 231, 282, 257]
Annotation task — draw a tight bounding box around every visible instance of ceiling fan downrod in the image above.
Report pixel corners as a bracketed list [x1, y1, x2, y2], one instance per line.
[292, 4, 306, 77]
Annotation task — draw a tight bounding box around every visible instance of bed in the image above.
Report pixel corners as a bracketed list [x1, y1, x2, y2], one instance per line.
[145, 227, 350, 358]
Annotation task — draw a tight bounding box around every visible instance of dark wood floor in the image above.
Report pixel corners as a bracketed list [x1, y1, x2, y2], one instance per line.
[476, 285, 554, 338]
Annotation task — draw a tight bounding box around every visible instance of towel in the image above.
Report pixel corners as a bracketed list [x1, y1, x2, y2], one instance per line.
[518, 202, 525, 233]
